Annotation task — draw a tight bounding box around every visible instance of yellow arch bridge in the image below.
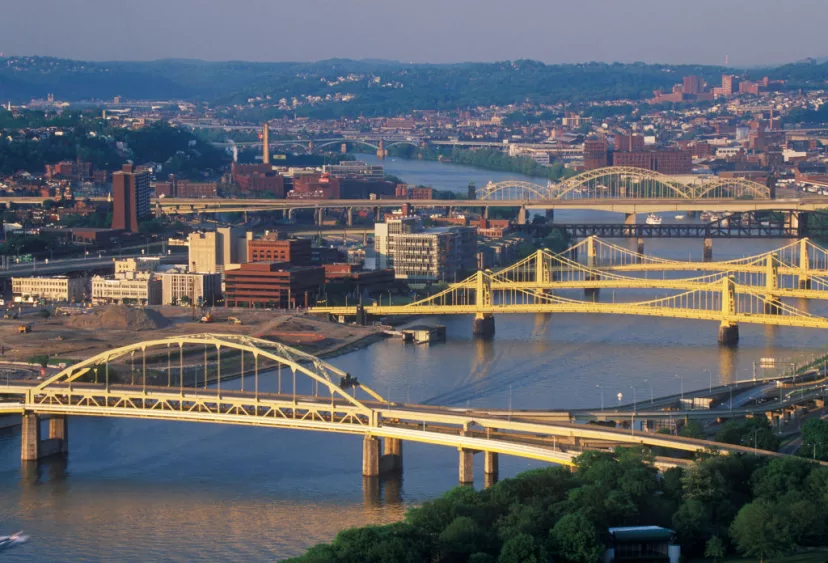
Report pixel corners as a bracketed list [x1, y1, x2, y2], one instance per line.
[312, 237, 828, 344]
[0, 334, 803, 484]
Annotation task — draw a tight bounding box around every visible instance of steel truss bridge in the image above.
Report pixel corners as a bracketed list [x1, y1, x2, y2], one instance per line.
[311, 237, 828, 344]
[476, 167, 771, 201]
[0, 334, 801, 482]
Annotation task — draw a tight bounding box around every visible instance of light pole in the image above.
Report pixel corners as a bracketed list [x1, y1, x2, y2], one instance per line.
[629, 385, 638, 415]
[596, 384, 604, 412]
[508, 385, 512, 420]
[674, 374, 684, 403]
[749, 428, 759, 455]
[644, 379, 653, 404]
[703, 368, 712, 392]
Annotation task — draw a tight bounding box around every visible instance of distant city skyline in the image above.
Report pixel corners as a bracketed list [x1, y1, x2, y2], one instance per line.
[1, 0, 826, 67]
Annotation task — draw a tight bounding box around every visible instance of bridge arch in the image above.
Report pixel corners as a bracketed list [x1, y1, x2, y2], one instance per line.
[553, 167, 692, 200]
[477, 180, 552, 200]
[34, 334, 382, 414]
[693, 177, 770, 200]
[314, 139, 380, 152]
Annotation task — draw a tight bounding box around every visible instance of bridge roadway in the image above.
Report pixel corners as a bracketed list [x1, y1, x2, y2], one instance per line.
[152, 197, 828, 215]
[0, 380, 801, 478]
[2, 195, 827, 215]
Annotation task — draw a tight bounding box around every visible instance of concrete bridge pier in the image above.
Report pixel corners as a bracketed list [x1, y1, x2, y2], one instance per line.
[624, 213, 636, 226]
[636, 237, 644, 257]
[459, 448, 474, 485]
[472, 313, 495, 338]
[341, 143, 348, 154]
[21, 413, 68, 462]
[287, 208, 295, 222]
[703, 237, 713, 262]
[380, 437, 403, 474]
[362, 435, 380, 477]
[718, 322, 739, 346]
[517, 206, 529, 225]
[346, 207, 354, 226]
[799, 276, 811, 290]
[484, 451, 499, 487]
[315, 207, 324, 226]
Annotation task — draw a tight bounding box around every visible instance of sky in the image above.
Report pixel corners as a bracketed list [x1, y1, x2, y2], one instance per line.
[1, 0, 825, 67]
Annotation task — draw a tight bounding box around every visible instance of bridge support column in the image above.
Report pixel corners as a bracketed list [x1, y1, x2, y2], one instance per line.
[545, 209, 555, 221]
[21, 412, 40, 462]
[636, 237, 644, 257]
[472, 313, 495, 338]
[624, 213, 636, 226]
[484, 206, 490, 220]
[718, 323, 739, 346]
[798, 238, 811, 289]
[764, 298, 783, 315]
[362, 436, 380, 477]
[459, 448, 474, 485]
[355, 304, 367, 326]
[484, 451, 499, 487]
[347, 207, 354, 226]
[48, 415, 69, 455]
[703, 237, 713, 262]
[315, 207, 324, 226]
[287, 208, 295, 222]
[21, 413, 68, 462]
[517, 206, 529, 225]
[341, 143, 348, 154]
[374, 207, 381, 221]
[380, 437, 403, 474]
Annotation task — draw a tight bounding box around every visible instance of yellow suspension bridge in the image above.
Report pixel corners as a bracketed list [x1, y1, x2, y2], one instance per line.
[311, 237, 828, 344]
[0, 334, 808, 484]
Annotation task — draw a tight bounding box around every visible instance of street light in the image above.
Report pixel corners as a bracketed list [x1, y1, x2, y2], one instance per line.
[596, 384, 604, 412]
[644, 379, 653, 404]
[703, 368, 712, 392]
[629, 385, 638, 415]
[674, 374, 684, 403]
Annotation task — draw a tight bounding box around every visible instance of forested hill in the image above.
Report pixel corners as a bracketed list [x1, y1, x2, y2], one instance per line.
[2, 56, 828, 116]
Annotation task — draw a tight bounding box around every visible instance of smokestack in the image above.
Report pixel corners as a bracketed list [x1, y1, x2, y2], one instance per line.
[262, 123, 270, 165]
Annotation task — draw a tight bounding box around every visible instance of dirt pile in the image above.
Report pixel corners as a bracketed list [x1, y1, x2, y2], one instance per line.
[66, 306, 171, 331]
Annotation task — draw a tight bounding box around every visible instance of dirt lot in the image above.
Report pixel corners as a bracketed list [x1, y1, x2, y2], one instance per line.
[0, 305, 383, 364]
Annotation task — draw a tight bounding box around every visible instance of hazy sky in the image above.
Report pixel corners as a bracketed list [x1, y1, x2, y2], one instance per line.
[1, 0, 824, 66]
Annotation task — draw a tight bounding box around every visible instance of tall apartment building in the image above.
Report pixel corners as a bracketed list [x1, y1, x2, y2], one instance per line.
[374, 220, 477, 282]
[12, 276, 87, 302]
[158, 271, 222, 306]
[188, 227, 248, 274]
[111, 163, 151, 232]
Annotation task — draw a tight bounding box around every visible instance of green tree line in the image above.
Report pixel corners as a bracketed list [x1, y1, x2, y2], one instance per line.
[287, 450, 828, 563]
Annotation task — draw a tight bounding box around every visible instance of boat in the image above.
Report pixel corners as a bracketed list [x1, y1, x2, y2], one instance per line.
[0, 532, 29, 551]
[645, 213, 662, 225]
[674, 214, 686, 220]
[708, 214, 720, 222]
[700, 212, 712, 221]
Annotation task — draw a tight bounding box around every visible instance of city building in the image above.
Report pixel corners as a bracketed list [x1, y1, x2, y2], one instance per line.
[231, 163, 285, 196]
[288, 174, 341, 199]
[188, 227, 248, 274]
[224, 262, 325, 308]
[247, 233, 312, 265]
[374, 217, 420, 270]
[612, 150, 692, 175]
[583, 137, 609, 170]
[12, 276, 87, 303]
[111, 163, 151, 232]
[323, 161, 384, 181]
[158, 271, 223, 306]
[91, 272, 161, 305]
[374, 221, 477, 282]
[115, 257, 161, 274]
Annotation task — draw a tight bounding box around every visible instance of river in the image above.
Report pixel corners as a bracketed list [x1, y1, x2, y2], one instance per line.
[0, 156, 826, 562]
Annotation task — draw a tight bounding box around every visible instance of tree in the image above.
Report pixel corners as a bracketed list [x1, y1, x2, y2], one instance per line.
[439, 516, 487, 562]
[680, 420, 704, 439]
[704, 536, 725, 563]
[797, 418, 828, 461]
[497, 533, 547, 563]
[729, 500, 793, 562]
[550, 512, 604, 563]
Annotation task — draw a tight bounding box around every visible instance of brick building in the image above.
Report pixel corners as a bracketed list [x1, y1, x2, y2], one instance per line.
[583, 137, 609, 170]
[246, 234, 312, 265]
[612, 150, 692, 175]
[111, 163, 150, 232]
[224, 263, 325, 308]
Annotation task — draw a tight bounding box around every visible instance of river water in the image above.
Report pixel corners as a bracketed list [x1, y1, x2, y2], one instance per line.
[1, 157, 826, 562]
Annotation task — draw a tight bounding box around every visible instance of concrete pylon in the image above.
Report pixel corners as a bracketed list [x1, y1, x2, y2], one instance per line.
[703, 237, 713, 262]
[381, 437, 403, 474]
[459, 448, 474, 485]
[362, 436, 380, 477]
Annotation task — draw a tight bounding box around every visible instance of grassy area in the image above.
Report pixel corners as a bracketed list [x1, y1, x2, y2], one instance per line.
[691, 551, 828, 563]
